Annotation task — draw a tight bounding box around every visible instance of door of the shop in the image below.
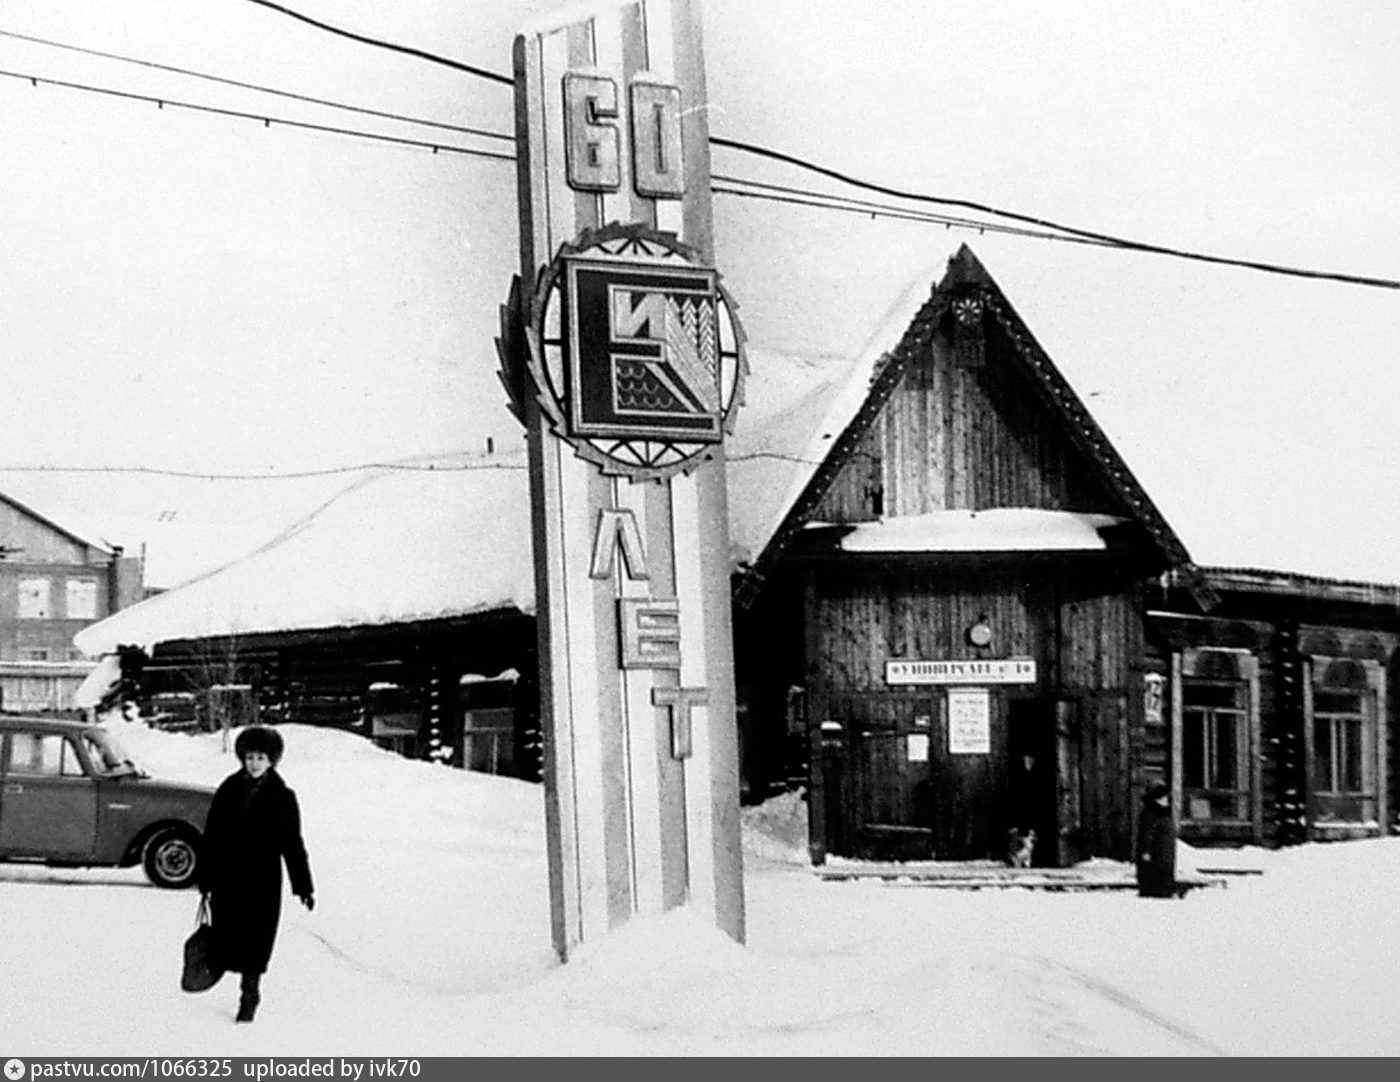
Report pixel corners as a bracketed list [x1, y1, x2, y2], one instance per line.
[1006, 698, 1083, 867]
[846, 696, 936, 861]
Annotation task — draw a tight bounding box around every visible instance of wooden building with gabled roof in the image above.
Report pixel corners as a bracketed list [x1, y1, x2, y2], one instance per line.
[75, 245, 1398, 862]
[728, 246, 1214, 865]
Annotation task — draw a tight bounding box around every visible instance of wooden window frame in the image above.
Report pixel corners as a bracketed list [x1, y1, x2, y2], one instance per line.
[1170, 648, 1262, 842]
[1303, 656, 1387, 831]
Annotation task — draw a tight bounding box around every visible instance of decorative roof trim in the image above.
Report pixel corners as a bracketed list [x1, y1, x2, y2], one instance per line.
[734, 245, 1218, 612]
[970, 269, 1217, 612]
[733, 289, 950, 608]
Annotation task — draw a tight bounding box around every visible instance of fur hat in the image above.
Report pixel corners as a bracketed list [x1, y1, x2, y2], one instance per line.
[234, 725, 284, 765]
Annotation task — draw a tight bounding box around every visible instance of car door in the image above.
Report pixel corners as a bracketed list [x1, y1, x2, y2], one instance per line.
[0, 730, 99, 857]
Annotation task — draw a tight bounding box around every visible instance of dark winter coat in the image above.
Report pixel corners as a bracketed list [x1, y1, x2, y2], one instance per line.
[1135, 792, 1177, 899]
[197, 768, 313, 974]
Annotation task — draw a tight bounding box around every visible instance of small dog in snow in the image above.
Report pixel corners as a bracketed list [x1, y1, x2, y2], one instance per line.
[1006, 828, 1037, 868]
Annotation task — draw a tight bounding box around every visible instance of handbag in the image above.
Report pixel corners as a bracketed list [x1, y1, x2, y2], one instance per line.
[181, 895, 224, 993]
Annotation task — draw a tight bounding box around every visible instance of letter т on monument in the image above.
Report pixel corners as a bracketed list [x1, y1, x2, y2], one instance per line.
[497, 0, 747, 961]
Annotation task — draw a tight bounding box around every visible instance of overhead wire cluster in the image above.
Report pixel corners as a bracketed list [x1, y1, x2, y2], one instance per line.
[0, 2, 1397, 484]
[2, 11, 1396, 292]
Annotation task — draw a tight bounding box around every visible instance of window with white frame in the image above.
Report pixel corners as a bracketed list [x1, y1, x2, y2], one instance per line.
[1307, 657, 1382, 825]
[1175, 648, 1259, 825]
[17, 578, 50, 619]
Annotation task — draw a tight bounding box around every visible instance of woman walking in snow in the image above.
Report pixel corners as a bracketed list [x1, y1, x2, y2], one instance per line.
[197, 725, 315, 1023]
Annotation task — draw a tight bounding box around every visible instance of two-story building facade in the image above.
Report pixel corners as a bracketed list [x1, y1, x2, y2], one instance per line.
[0, 492, 144, 712]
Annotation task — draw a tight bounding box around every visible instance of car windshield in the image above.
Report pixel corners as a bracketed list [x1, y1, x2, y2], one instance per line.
[84, 729, 148, 778]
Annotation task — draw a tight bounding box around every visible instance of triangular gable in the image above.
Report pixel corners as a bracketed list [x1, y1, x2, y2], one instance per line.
[726, 278, 938, 588]
[0, 490, 113, 555]
[734, 244, 1217, 610]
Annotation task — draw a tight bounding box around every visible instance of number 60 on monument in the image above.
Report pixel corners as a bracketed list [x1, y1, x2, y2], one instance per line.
[563, 73, 686, 198]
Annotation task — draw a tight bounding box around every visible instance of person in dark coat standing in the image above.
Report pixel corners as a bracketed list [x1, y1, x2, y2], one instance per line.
[197, 725, 314, 1023]
[1135, 780, 1177, 899]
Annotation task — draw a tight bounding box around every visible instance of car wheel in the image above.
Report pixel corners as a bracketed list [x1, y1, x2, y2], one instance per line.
[143, 827, 199, 889]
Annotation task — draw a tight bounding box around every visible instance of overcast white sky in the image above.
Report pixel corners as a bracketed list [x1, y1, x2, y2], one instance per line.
[1, 1, 1398, 577]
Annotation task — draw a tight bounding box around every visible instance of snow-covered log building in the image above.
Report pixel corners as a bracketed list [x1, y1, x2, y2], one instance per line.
[74, 459, 540, 775]
[75, 246, 1399, 857]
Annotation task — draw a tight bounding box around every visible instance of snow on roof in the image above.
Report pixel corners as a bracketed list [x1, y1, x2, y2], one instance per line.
[141, 521, 302, 592]
[738, 244, 1400, 589]
[813, 510, 1127, 553]
[71, 248, 1400, 657]
[727, 273, 936, 568]
[934, 245, 1400, 587]
[75, 453, 535, 656]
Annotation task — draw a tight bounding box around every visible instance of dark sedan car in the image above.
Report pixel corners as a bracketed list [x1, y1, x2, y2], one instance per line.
[0, 716, 214, 888]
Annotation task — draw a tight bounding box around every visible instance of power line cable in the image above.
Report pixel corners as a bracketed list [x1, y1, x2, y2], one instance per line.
[0, 452, 980, 477]
[240, 0, 513, 87]
[0, 58, 1043, 246]
[3, 22, 1397, 291]
[0, 26, 512, 142]
[712, 174, 1115, 248]
[0, 461, 525, 481]
[0, 55, 1063, 245]
[0, 66, 515, 162]
[711, 136, 1400, 292]
[224, 4, 1400, 292]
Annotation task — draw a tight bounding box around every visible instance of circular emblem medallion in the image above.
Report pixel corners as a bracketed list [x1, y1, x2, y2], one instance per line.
[523, 223, 747, 481]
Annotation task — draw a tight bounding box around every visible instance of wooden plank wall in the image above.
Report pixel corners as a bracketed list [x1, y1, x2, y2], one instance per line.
[135, 616, 541, 776]
[775, 321, 1158, 858]
[810, 566, 1139, 692]
[817, 337, 1117, 523]
[807, 563, 1144, 858]
[1057, 580, 1140, 855]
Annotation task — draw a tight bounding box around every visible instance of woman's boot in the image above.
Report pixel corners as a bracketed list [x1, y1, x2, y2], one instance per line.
[236, 973, 261, 1023]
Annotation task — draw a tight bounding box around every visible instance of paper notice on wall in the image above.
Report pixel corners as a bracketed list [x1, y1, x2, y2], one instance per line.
[906, 733, 930, 762]
[948, 688, 991, 755]
[1143, 673, 1166, 725]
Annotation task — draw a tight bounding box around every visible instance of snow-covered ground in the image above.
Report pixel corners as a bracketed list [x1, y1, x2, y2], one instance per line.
[3, 721, 1398, 1056]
